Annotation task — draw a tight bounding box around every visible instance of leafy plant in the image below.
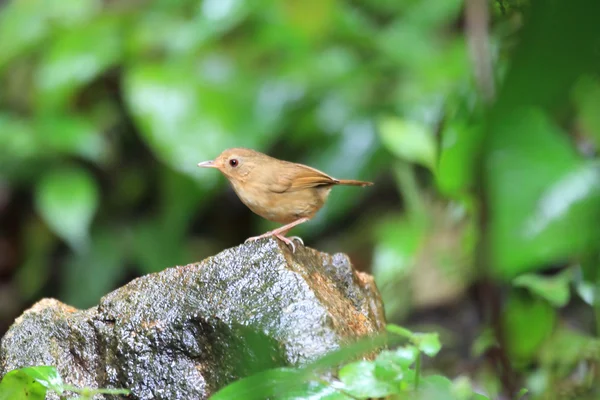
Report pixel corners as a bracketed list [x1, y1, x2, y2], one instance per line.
[211, 324, 487, 400]
[0, 366, 129, 400]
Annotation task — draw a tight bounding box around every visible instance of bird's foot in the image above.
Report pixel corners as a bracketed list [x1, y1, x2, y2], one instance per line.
[245, 232, 300, 253]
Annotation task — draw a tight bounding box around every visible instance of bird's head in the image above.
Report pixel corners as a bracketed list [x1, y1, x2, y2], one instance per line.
[197, 148, 261, 182]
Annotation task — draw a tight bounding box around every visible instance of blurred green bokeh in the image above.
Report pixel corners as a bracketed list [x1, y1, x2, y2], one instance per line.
[2, 0, 600, 397]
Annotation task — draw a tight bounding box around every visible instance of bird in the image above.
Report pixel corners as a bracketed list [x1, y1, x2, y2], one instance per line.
[197, 148, 373, 252]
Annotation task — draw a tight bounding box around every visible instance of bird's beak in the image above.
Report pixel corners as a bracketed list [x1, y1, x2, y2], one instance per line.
[197, 160, 216, 168]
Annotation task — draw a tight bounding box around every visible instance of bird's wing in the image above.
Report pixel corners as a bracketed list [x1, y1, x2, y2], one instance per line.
[267, 163, 338, 193]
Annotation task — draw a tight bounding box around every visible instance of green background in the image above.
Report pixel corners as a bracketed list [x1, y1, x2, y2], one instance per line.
[1, 0, 600, 398]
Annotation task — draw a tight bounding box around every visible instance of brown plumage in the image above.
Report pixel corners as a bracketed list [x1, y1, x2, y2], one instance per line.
[197, 148, 373, 251]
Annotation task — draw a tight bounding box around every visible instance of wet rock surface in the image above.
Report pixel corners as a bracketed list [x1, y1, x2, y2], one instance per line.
[0, 238, 386, 399]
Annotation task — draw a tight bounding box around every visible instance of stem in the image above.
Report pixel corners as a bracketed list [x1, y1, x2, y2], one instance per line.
[414, 352, 422, 391]
[393, 161, 425, 218]
[466, 0, 495, 102]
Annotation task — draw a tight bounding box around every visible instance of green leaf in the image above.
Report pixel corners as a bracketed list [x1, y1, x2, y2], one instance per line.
[210, 368, 307, 400]
[129, 0, 251, 56]
[35, 167, 99, 251]
[379, 117, 436, 171]
[391, 346, 420, 368]
[437, 119, 482, 196]
[486, 108, 600, 278]
[211, 368, 352, 400]
[307, 333, 389, 372]
[212, 334, 389, 400]
[338, 361, 398, 398]
[18, 366, 63, 393]
[502, 291, 557, 364]
[386, 324, 414, 339]
[374, 346, 418, 382]
[451, 376, 487, 400]
[278, 381, 353, 400]
[512, 270, 572, 307]
[0, 369, 47, 400]
[412, 333, 442, 357]
[516, 388, 529, 400]
[0, 366, 63, 400]
[0, 0, 100, 68]
[35, 16, 123, 110]
[416, 375, 453, 400]
[0, 114, 39, 162]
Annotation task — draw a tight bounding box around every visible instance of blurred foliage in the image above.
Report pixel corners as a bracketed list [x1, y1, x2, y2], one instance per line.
[1, 0, 600, 398]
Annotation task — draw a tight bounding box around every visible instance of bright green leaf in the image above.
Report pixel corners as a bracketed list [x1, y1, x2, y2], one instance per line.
[374, 351, 404, 382]
[0, 375, 46, 400]
[512, 270, 572, 307]
[18, 366, 63, 393]
[486, 108, 600, 278]
[379, 117, 436, 170]
[392, 345, 419, 367]
[338, 361, 398, 398]
[35, 167, 99, 251]
[0, 114, 39, 163]
[417, 375, 453, 400]
[0, 367, 57, 400]
[0, 0, 100, 68]
[278, 381, 353, 400]
[374, 345, 418, 383]
[386, 324, 414, 339]
[502, 291, 557, 363]
[516, 388, 529, 399]
[413, 333, 442, 357]
[437, 120, 482, 196]
[129, 0, 251, 56]
[451, 376, 484, 400]
[307, 334, 389, 373]
[210, 368, 307, 400]
[35, 16, 123, 110]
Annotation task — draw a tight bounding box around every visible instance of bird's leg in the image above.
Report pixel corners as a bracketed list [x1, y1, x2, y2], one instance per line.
[245, 217, 309, 252]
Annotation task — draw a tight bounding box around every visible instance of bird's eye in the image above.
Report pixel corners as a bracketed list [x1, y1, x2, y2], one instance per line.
[229, 158, 239, 167]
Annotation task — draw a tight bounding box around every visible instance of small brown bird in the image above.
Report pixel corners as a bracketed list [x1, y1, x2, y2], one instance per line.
[197, 148, 373, 252]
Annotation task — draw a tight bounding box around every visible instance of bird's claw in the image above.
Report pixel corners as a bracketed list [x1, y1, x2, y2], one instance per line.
[274, 234, 296, 253]
[289, 236, 304, 245]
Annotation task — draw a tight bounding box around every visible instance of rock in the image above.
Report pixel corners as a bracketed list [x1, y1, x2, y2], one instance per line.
[1, 238, 385, 399]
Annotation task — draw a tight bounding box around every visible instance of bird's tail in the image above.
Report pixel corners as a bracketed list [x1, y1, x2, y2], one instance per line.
[336, 179, 373, 187]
